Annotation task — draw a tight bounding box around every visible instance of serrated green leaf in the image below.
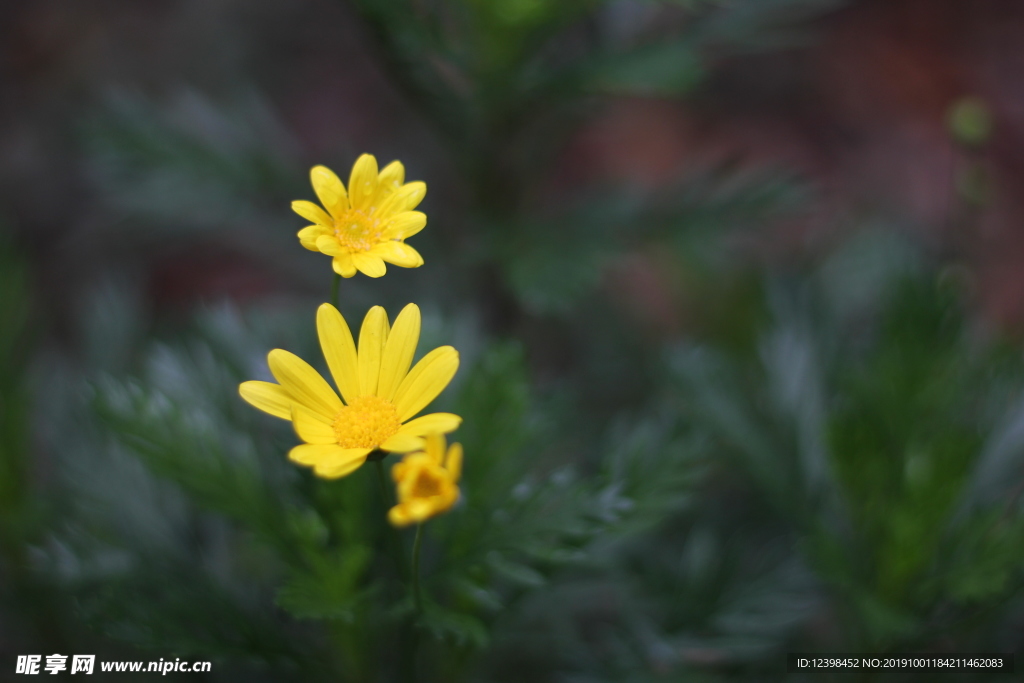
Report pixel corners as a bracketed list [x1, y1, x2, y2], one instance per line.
[275, 547, 373, 621]
[487, 552, 546, 587]
[421, 608, 490, 649]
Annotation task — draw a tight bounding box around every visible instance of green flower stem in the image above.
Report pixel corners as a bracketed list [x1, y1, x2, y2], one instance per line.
[411, 523, 424, 615]
[372, 457, 409, 583]
[331, 273, 340, 309]
[373, 459, 390, 503]
[401, 525, 425, 683]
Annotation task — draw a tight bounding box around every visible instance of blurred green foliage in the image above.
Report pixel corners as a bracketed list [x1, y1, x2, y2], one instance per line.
[948, 97, 993, 149]
[0, 232, 31, 542]
[672, 233, 1024, 661]
[5, 0, 1024, 681]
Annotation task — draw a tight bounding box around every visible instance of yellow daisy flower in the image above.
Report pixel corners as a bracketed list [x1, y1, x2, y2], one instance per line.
[239, 303, 461, 479]
[292, 154, 427, 278]
[388, 433, 463, 528]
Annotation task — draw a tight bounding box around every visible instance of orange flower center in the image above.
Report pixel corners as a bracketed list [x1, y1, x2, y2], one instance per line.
[332, 395, 401, 449]
[411, 469, 444, 498]
[332, 210, 382, 252]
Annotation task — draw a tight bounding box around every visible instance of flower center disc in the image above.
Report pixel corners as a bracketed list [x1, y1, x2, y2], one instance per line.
[412, 470, 444, 498]
[333, 211, 381, 252]
[332, 395, 401, 449]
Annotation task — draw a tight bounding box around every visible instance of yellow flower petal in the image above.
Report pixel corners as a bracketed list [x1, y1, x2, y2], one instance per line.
[289, 444, 369, 479]
[425, 432, 446, 465]
[316, 304, 360, 405]
[315, 449, 371, 478]
[310, 165, 348, 218]
[446, 442, 463, 482]
[404, 498, 435, 520]
[315, 234, 344, 256]
[380, 432, 425, 452]
[239, 381, 292, 420]
[377, 303, 421, 401]
[291, 404, 336, 445]
[393, 454, 431, 497]
[332, 254, 357, 278]
[372, 160, 405, 207]
[351, 253, 386, 278]
[378, 160, 405, 188]
[348, 154, 379, 212]
[393, 346, 459, 422]
[292, 200, 333, 227]
[298, 225, 329, 251]
[357, 305, 388, 397]
[391, 459, 411, 482]
[268, 349, 343, 421]
[371, 241, 423, 268]
[289, 443, 343, 465]
[395, 413, 462, 437]
[382, 211, 427, 240]
[398, 453, 433, 471]
[388, 504, 415, 527]
[377, 181, 426, 218]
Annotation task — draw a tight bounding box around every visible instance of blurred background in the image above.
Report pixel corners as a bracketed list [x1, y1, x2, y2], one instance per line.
[2, 0, 1024, 680]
